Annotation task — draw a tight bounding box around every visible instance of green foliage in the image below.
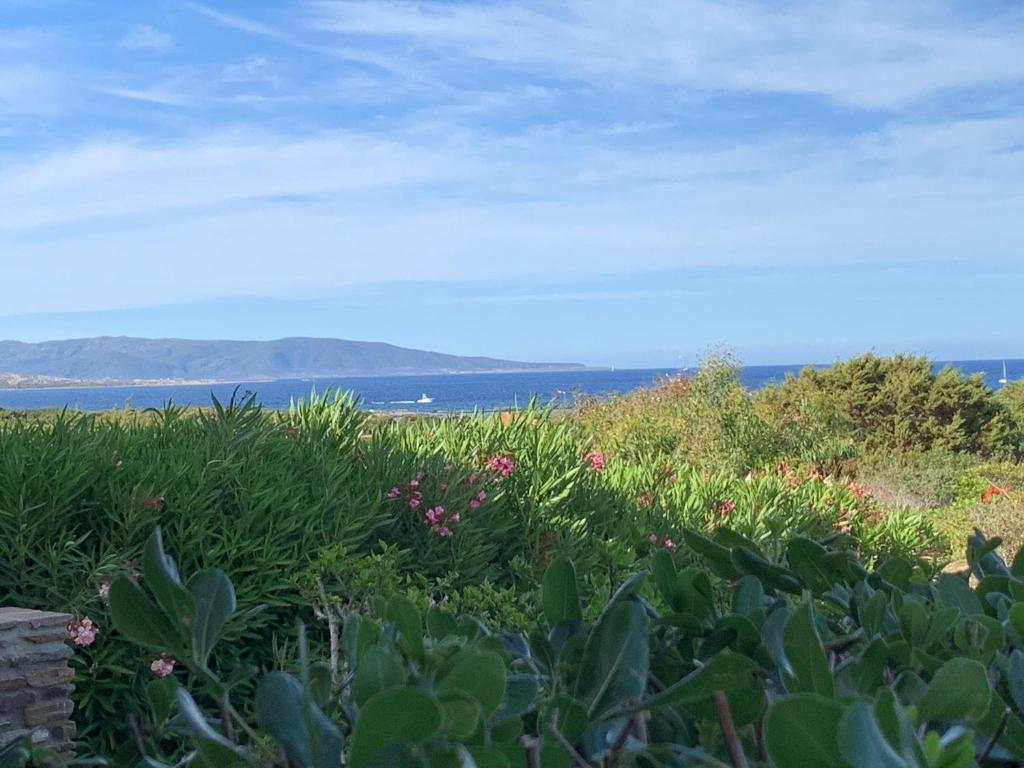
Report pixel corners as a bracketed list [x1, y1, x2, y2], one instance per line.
[8, 353, 1024, 760]
[760, 352, 1010, 455]
[86, 524, 1024, 768]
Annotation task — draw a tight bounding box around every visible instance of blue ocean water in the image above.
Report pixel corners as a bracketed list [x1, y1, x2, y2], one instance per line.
[0, 359, 1020, 413]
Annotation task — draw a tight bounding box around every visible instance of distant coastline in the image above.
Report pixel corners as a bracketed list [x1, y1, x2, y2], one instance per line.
[0, 366, 598, 392]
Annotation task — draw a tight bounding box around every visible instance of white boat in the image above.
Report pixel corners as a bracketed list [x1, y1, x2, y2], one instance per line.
[999, 361, 1009, 386]
[416, 393, 433, 404]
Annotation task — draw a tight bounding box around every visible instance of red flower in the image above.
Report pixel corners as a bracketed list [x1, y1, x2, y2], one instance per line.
[981, 485, 1010, 504]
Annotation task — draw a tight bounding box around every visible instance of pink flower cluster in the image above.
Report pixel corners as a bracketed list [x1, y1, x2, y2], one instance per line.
[97, 581, 111, 602]
[486, 453, 516, 477]
[585, 451, 605, 471]
[846, 481, 872, 499]
[67, 617, 99, 648]
[712, 499, 736, 518]
[469, 489, 487, 509]
[425, 506, 462, 537]
[648, 533, 677, 551]
[387, 471, 427, 509]
[150, 657, 176, 677]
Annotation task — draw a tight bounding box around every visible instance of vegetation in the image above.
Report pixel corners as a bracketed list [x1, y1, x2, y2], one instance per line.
[1, 352, 1023, 763]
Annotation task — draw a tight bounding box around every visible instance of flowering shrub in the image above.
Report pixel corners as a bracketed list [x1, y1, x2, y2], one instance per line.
[485, 452, 516, 477]
[66, 617, 99, 648]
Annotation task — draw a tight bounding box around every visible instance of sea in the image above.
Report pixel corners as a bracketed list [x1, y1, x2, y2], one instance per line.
[0, 359, 1020, 413]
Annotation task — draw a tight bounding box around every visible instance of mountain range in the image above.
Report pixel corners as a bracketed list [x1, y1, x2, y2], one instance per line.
[0, 337, 584, 382]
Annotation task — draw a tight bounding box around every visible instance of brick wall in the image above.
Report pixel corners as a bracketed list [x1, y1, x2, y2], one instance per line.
[0, 608, 75, 757]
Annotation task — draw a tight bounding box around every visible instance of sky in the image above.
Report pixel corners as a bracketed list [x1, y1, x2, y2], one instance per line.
[1, 0, 1023, 367]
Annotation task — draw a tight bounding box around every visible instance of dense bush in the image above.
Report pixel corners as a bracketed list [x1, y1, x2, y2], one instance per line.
[14, 525, 1024, 767]
[0, 389, 931, 755]
[757, 353, 1011, 455]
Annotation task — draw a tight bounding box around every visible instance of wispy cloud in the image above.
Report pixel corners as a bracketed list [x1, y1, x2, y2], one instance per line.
[119, 24, 172, 51]
[306, 0, 1024, 108]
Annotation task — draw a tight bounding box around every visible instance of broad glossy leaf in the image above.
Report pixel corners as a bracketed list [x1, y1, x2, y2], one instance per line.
[255, 671, 343, 768]
[189, 569, 235, 664]
[783, 599, 833, 697]
[437, 648, 507, 719]
[353, 646, 405, 707]
[542, 557, 583, 626]
[764, 693, 849, 768]
[838, 700, 907, 768]
[146, 676, 179, 726]
[641, 651, 765, 726]
[683, 529, 740, 580]
[917, 658, 991, 723]
[142, 527, 195, 632]
[348, 687, 443, 768]
[109, 577, 184, 653]
[386, 595, 424, 658]
[176, 687, 250, 767]
[437, 689, 482, 740]
[573, 601, 649, 722]
[935, 574, 982, 616]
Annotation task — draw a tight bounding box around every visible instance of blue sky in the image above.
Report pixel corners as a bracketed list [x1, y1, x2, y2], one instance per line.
[2, 0, 1023, 366]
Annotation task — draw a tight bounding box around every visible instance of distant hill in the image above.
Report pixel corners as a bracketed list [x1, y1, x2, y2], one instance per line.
[0, 337, 585, 382]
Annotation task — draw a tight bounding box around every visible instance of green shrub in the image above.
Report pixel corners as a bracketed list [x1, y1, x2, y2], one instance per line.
[38, 525, 1024, 767]
[758, 352, 1011, 455]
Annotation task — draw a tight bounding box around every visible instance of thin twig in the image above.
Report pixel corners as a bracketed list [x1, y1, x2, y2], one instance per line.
[522, 736, 541, 768]
[548, 710, 597, 768]
[713, 691, 750, 768]
[218, 694, 236, 742]
[824, 629, 865, 653]
[752, 715, 767, 763]
[980, 707, 1011, 763]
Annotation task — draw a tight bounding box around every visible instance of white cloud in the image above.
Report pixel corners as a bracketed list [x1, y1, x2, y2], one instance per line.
[1, 113, 1022, 315]
[119, 24, 173, 51]
[306, 0, 1024, 108]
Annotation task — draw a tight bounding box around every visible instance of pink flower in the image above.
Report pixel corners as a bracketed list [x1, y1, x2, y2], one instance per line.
[712, 499, 736, 518]
[97, 582, 111, 602]
[846, 481, 871, 500]
[468, 499, 480, 509]
[67, 617, 99, 648]
[424, 506, 462, 537]
[637, 492, 654, 508]
[409, 497, 421, 509]
[475, 489, 487, 502]
[486, 454, 516, 477]
[150, 657, 176, 677]
[408, 479, 420, 489]
[648, 533, 676, 551]
[585, 451, 605, 471]
[386, 486, 401, 499]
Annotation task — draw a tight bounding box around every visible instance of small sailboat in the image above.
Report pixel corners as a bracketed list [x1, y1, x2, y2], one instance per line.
[999, 361, 1009, 386]
[416, 393, 433, 404]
